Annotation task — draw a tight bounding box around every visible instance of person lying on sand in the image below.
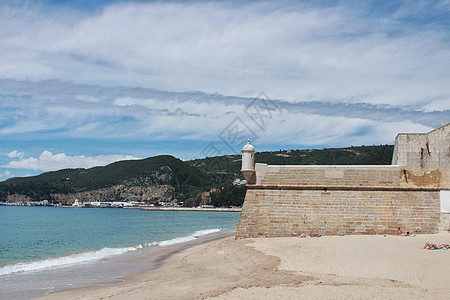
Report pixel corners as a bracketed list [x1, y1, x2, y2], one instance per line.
[423, 243, 450, 250]
[394, 229, 412, 236]
[298, 233, 322, 238]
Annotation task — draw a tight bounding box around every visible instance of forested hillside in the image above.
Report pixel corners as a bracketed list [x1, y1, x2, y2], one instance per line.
[0, 145, 393, 206]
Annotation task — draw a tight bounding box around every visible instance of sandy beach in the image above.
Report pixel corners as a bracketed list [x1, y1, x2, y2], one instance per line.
[41, 232, 450, 300]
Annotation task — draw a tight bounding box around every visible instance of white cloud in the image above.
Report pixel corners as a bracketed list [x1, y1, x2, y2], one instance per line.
[7, 150, 24, 158]
[422, 99, 450, 112]
[0, 80, 447, 150]
[0, 1, 449, 162]
[3, 151, 139, 172]
[0, 1, 449, 107]
[109, 94, 440, 148]
[239, 110, 434, 148]
[0, 170, 11, 179]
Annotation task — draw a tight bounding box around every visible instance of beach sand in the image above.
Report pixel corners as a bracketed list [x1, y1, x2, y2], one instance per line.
[41, 232, 450, 299]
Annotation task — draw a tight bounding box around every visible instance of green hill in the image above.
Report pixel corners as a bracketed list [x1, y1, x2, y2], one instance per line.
[0, 145, 394, 206]
[187, 144, 394, 175]
[0, 155, 215, 202]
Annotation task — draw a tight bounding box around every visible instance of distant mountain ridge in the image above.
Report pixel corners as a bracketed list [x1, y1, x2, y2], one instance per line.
[0, 145, 393, 206]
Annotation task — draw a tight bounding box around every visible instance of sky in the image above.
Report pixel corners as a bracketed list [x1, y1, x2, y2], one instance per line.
[0, 0, 449, 181]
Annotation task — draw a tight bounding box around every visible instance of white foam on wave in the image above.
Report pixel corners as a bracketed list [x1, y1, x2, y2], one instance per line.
[0, 228, 222, 276]
[158, 228, 221, 246]
[0, 246, 137, 276]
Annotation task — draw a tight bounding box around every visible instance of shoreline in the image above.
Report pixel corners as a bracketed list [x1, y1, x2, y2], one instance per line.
[0, 204, 242, 212]
[136, 206, 242, 212]
[0, 229, 236, 300]
[41, 232, 450, 299]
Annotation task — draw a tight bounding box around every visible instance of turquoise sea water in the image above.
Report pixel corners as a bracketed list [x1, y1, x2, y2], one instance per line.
[0, 206, 240, 275]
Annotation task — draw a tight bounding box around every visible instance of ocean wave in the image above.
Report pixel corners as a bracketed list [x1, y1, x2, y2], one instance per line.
[0, 228, 222, 276]
[0, 246, 137, 276]
[158, 228, 221, 246]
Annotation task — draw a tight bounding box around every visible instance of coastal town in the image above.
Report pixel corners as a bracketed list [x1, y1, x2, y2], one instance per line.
[0, 197, 242, 211]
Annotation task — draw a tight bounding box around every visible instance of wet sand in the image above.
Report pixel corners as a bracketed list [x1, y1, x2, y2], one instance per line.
[41, 232, 450, 299]
[1, 231, 235, 300]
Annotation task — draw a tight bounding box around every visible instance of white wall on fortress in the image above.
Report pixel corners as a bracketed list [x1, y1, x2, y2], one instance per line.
[392, 123, 449, 168]
[441, 190, 450, 213]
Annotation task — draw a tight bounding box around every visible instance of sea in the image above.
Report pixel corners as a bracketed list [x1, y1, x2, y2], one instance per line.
[0, 206, 241, 299]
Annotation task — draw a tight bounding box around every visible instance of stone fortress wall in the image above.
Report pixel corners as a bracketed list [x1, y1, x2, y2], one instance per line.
[236, 123, 449, 238]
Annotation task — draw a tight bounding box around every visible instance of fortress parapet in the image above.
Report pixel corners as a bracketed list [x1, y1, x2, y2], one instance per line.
[237, 123, 449, 238]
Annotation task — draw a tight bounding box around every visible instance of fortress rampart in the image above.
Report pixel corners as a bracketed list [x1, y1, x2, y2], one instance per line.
[236, 123, 449, 238]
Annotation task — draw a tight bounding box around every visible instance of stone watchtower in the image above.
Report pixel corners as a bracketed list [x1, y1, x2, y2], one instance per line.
[241, 139, 255, 184]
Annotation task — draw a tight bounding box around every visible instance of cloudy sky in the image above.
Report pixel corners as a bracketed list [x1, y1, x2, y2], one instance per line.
[1, 0, 449, 180]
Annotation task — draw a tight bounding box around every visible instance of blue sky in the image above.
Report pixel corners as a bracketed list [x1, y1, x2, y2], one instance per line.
[0, 0, 449, 181]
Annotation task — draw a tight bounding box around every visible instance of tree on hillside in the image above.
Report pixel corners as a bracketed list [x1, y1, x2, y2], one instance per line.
[210, 185, 246, 207]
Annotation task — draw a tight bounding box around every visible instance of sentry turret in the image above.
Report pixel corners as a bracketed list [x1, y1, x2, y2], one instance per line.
[241, 139, 255, 183]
